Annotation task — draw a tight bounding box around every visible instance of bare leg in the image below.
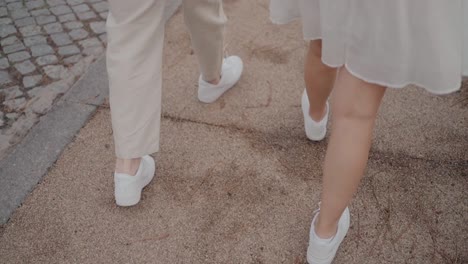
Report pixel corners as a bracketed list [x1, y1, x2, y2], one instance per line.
[115, 158, 141, 176]
[315, 67, 386, 238]
[304, 40, 337, 121]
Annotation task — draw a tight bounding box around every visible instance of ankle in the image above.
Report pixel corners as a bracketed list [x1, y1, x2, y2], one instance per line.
[115, 158, 141, 176]
[205, 75, 221, 85]
[309, 104, 327, 122]
[315, 218, 338, 239]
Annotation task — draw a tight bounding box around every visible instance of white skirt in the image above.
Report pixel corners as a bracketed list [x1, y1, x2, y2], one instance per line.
[270, 0, 468, 94]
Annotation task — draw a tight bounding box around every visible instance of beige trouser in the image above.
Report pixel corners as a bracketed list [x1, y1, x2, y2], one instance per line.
[106, 0, 226, 159]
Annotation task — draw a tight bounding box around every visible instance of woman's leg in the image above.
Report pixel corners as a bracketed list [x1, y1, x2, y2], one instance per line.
[315, 67, 386, 238]
[107, 0, 167, 174]
[304, 40, 337, 121]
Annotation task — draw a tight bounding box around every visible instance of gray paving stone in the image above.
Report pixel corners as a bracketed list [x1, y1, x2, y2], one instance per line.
[98, 33, 106, 43]
[46, 0, 65, 6]
[23, 75, 42, 88]
[66, 0, 83, 5]
[5, 113, 19, 120]
[58, 13, 76, 22]
[30, 8, 50, 16]
[64, 20, 82, 29]
[71, 3, 89, 13]
[0, 57, 9, 69]
[50, 5, 72, 16]
[27, 86, 42, 97]
[14, 60, 36, 74]
[58, 44, 79, 56]
[63, 54, 81, 64]
[0, 24, 17, 37]
[50, 32, 71, 46]
[19, 25, 42, 36]
[86, 0, 101, 3]
[24, 34, 46, 46]
[7, 51, 31, 62]
[6, 2, 23, 11]
[36, 54, 58, 66]
[43, 22, 63, 34]
[0, 7, 6, 17]
[36, 15, 56, 25]
[0, 71, 12, 85]
[31, 44, 54, 57]
[43, 64, 65, 79]
[89, 21, 105, 34]
[14, 16, 35, 27]
[11, 8, 29, 20]
[0, 35, 19, 46]
[0, 17, 12, 24]
[92, 1, 107, 12]
[3, 97, 26, 111]
[76, 10, 95, 20]
[69, 28, 87, 40]
[3, 42, 25, 54]
[99, 11, 107, 19]
[3, 85, 22, 100]
[83, 45, 103, 56]
[26, 0, 45, 10]
[79, 37, 101, 48]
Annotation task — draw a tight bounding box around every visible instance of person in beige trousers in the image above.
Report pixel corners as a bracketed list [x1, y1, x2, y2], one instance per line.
[107, 0, 244, 206]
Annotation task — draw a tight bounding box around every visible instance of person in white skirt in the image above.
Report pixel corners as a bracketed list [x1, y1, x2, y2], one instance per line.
[107, 0, 244, 207]
[270, 1, 467, 263]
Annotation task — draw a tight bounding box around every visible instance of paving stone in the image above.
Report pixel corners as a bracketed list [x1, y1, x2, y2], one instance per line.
[11, 8, 29, 20]
[46, 0, 65, 6]
[72, 3, 89, 13]
[43, 64, 65, 79]
[27, 86, 42, 97]
[36, 15, 56, 25]
[0, 24, 17, 37]
[24, 34, 47, 46]
[51, 32, 72, 46]
[6, 2, 23, 11]
[30, 8, 50, 16]
[0, 70, 12, 85]
[50, 5, 72, 16]
[99, 11, 107, 19]
[0, 35, 19, 46]
[0, 57, 9, 69]
[86, 0, 101, 3]
[5, 113, 20, 120]
[63, 54, 81, 64]
[89, 21, 105, 34]
[43, 22, 63, 34]
[14, 16, 35, 27]
[3, 97, 26, 111]
[69, 28, 88, 40]
[82, 45, 103, 56]
[3, 85, 22, 100]
[92, 1, 107, 12]
[64, 20, 82, 30]
[23, 75, 42, 88]
[0, 7, 6, 17]
[31, 44, 54, 57]
[26, 0, 45, 10]
[35, 54, 58, 66]
[58, 13, 76, 22]
[76, 10, 95, 20]
[7, 51, 31, 62]
[3, 42, 25, 54]
[0, 17, 12, 24]
[98, 33, 106, 43]
[58, 44, 79, 56]
[79, 37, 101, 48]
[19, 25, 42, 36]
[66, 0, 83, 5]
[14, 60, 36, 74]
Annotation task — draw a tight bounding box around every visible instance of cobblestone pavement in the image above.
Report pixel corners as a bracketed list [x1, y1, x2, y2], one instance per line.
[0, 0, 108, 159]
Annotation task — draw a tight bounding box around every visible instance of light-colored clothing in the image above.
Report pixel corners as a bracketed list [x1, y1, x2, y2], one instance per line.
[106, 0, 226, 159]
[270, 0, 467, 94]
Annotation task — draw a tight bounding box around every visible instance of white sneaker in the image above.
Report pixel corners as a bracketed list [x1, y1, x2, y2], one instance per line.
[301, 89, 329, 141]
[198, 56, 243, 103]
[114, 155, 155, 207]
[307, 207, 350, 264]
